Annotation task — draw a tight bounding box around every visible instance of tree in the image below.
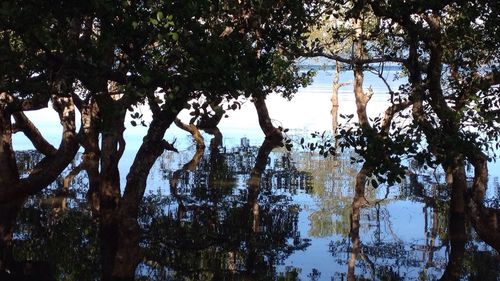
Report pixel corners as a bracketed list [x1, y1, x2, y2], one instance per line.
[1, 0, 321, 279]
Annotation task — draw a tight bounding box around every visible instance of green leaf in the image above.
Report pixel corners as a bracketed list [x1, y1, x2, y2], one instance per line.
[157, 11, 164, 21]
[150, 18, 158, 25]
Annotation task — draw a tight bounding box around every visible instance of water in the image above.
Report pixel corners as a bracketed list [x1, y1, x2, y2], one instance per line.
[5, 70, 500, 280]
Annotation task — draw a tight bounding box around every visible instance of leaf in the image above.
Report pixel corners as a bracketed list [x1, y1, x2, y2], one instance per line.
[170, 32, 179, 41]
[157, 11, 164, 21]
[150, 18, 158, 25]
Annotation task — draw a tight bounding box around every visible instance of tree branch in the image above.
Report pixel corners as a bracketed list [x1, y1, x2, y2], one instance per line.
[12, 112, 57, 156]
[301, 51, 407, 65]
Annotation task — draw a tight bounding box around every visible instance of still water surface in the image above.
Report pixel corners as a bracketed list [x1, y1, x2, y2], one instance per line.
[7, 70, 500, 280]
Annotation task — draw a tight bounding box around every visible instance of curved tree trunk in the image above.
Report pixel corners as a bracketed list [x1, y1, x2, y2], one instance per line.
[347, 163, 370, 281]
[0, 95, 79, 275]
[169, 146, 205, 222]
[0, 96, 79, 202]
[253, 96, 283, 143]
[468, 153, 500, 252]
[175, 118, 205, 149]
[110, 103, 182, 280]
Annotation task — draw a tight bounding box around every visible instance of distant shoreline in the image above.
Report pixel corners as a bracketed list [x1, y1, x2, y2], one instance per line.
[298, 64, 402, 71]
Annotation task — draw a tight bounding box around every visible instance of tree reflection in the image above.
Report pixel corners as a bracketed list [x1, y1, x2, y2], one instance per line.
[138, 139, 311, 280]
[326, 168, 500, 281]
[1, 151, 99, 280]
[2, 146, 499, 280]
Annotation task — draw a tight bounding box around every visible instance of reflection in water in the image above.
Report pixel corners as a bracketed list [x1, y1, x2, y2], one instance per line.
[1, 144, 499, 280]
[138, 138, 311, 280]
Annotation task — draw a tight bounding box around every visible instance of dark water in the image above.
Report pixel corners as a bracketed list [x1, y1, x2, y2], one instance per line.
[3, 139, 499, 281]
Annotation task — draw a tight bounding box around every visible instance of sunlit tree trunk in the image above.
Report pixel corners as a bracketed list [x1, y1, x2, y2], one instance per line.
[253, 95, 282, 143]
[80, 99, 101, 213]
[175, 118, 205, 149]
[331, 63, 340, 136]
[196, 100, 225, 149]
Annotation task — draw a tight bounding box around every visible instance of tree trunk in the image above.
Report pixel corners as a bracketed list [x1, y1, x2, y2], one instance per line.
[98, 104, 126, 281]
[331, 61, 350, 146]
[111, 108, 180, 279]
[468, 153, 500, 252]
[0, 199, 24, 273]
[352, 19, 373, 127]
[174, 118, 205, 149]
[0, 109, 19, 189]
[439, 165, 467, 281]
[347, 163, 370, 281]
[244, 139, 278, 277]
[331, 63, 340, 137]
[80, 99, 101, 214]
[0, 96, 79, 203]
[253, 96, 282, 143]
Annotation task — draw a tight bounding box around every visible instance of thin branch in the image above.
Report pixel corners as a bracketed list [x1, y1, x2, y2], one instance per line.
[301, 51, 407, 65]
[161, 139, 178, 153]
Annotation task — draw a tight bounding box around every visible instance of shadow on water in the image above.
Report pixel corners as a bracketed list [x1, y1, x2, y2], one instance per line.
[1, 143, 499, 280]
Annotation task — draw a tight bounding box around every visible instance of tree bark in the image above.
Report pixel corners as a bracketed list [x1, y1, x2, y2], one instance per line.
[331, 61, 350, 143]
[99, 124, 126, 281]
[12, 112, 57, 156]
[0, 199, 25, 273]
[347, 163, 370, 281]
[96, 99, 127, 281]
[80, 99, 101, 213]
[0, 108, 19, 188]
[468, 153, 500, 252]
[253, 96, 283, 143]
[439, 165, 467, 281]
[352, 19, 372, 128]
[0, 96, 79, 203]
[110, 105, 181, 279]
[174, 118, 205, 149]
